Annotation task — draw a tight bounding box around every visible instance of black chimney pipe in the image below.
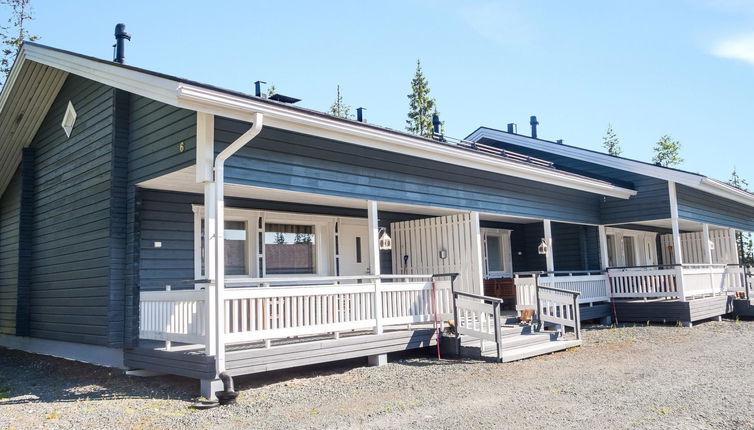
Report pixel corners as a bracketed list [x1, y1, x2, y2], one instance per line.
[530, 115, 539, 139]
[432, 113, 441, 134]
[113, 24, 131, 64]
[357, 107, 367, 123]
[507, 123, 517, 134]
[254, 81, 267, 98]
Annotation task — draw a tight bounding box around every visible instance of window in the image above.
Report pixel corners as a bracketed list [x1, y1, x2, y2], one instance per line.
[606, 235, 616, 267]
[483, 229, 512, 278]
[224, 221, 247, 275]
[61, 101, 77, 138]
[264, 223, 316, 275]
[200, 220, 248, 276]
[622, 236, 636, 267]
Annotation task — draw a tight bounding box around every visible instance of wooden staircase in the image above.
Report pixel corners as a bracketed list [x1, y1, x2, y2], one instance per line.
[456, 324, 581, 362]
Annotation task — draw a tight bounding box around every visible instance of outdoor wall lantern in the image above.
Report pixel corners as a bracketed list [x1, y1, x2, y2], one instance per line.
[439, 249, 448, 260]
[537, 238, 549, 255]
[378, 228, 392, 250]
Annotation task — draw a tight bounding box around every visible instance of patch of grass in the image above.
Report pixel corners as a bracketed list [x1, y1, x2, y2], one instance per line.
[659, 407, 671, 415]
[45, 412, 61, 420]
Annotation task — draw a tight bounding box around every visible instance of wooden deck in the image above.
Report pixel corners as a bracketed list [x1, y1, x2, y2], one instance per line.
[612, 295, 734, 324]
[125, 326, 437, 380]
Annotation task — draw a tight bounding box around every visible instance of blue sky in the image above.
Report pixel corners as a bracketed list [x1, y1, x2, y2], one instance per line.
[19, 0, 754, 183]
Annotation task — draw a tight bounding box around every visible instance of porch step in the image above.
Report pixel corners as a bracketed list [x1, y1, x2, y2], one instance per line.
[491, 339, 582, 363]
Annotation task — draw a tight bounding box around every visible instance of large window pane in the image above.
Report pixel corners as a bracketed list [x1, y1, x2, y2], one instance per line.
[265, 223, 316, 274]
[200, 220, 247, 276]
[487, 235, 503, 271]
[224, 221, 247, 275]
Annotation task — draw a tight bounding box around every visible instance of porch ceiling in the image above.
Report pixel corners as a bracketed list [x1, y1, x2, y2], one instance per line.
[613, 218, 735, 232]
[139, 166, 542, 224]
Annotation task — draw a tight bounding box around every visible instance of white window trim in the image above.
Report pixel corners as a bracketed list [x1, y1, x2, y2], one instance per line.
[482, 228, 513, 278]
[605, 227, 658, 267]
[192, 205, 364, 280]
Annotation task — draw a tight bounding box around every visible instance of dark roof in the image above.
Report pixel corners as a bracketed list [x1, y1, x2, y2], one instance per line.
[20, 42, 628, 191]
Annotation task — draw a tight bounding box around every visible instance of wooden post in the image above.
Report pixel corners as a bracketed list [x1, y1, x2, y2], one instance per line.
[367, 200, 383, 334]
[598, 225, 609, 271]
[470, 212, 485, 296]
[729, 228, 740, 265]
[198, 113, 216, 358]
[702, 223, 712, 265]
[543, 219, 554, 272]
[668, 182, 686, 300]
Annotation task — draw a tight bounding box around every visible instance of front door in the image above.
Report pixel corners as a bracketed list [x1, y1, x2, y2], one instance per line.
[339, 222, 370, 275]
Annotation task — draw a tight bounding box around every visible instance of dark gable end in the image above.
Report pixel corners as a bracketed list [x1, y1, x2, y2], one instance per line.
[26, 74, 116, 346]
[0, 170, 21, 335]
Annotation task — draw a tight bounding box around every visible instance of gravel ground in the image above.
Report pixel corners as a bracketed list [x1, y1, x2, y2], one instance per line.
[2, 320, 754, 430]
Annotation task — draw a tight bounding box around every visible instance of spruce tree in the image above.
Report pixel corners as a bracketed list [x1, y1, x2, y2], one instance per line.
[406, 59, 439, 138]
[652, 134, 683, 167]
[1, 0, 39, 87]
[602, 124, 622, 156]
[329, 84, 352, 119]
[729, 168, 754, 264]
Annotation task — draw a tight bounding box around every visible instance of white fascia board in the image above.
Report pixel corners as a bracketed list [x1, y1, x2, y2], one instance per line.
[20, 44, 635, 199]
[698, 178, 754, 207]
[176, 84, 636, 199]
[469, 128, 754, 209]
[467, 128, 705, 188]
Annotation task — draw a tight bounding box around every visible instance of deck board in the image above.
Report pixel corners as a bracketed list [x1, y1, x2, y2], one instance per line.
[613, 295, 732, 324]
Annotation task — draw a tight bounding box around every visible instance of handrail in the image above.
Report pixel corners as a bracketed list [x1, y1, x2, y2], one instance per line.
[537, 285, 582, 296]
[607, 264, 681, 270]
[534, 275, 582, 340]
[515, 270, 604, 276]
[454, 291, 504, 304]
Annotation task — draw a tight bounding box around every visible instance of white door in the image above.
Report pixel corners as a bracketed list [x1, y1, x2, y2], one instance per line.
[339, 222, 370, 275]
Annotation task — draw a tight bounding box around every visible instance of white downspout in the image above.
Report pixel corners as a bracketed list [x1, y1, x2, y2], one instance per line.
[214, 112, 264, 375]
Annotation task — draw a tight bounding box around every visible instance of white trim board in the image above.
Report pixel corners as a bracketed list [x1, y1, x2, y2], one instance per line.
[3, 43, 636, 200]
[467, 127, 754, 208]
[0, 334, 125, 369]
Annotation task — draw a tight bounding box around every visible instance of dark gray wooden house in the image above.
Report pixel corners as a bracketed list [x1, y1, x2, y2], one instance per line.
[1, 41, 753, 398]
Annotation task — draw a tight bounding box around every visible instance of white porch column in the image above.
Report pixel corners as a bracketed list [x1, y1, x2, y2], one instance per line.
[598, 225, 609, 270]
[702, 223, 713, 264]
[367, 200, 382, 334]
[469, 212, 485, 296]
[196, 113, 216, 357]
[543, 219, 554, 273]
[668, 182, 686, 300]
[729, 228, 740, 264]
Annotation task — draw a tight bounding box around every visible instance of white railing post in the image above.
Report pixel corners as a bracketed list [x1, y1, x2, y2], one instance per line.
[668, 182, 685, 300]
[543, 219, 554, 273]
[367, 200, 383, 334]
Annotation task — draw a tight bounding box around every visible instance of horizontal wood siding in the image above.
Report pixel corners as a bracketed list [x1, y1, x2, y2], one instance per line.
[552, 222, 601, 271]
[0, 171, 21, 335]
[477, 138, 671, 224]
[124, 346, 216, 380]
[28, 75, 115, 345]
[614, 296, 731, 323]
[676, 184, 754, 231]
[127, 96, 196, 185]
[218, 119, 603, 224]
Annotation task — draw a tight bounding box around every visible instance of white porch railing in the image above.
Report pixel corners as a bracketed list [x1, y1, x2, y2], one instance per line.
[537, 285, 582, 340]
[607, 266, 682, 299]
[139, 275, 453, 346]
[514, 271, 610, 310]
[452, 290, 503, 361]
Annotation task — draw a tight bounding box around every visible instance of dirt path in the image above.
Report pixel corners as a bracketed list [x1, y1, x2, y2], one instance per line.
[2, 320, 753, 429]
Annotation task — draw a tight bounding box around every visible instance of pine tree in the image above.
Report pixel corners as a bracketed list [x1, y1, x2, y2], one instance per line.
[406, 59, 440, 138]
[266, 84, 277, 97]
[729, 168, 754, 264]
[329, 85, 352, 119]
[602, 124, 622, 156]
[274, 232, 286, 245]
[0, 0, 39, 87]
[652, 134, 683, 167]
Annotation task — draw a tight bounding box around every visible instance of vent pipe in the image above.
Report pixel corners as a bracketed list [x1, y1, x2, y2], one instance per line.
[556, 139, 563, 145]
[530, 116, 539, 139]
[357, 107, 367, 123]
[507, 123, 517, 134]
[113, 24, 131, 64]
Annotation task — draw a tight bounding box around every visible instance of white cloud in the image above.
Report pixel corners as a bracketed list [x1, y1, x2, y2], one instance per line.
[713, 33, 754, 65]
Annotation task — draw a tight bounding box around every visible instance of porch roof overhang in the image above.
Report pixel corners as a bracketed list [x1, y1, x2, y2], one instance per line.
[609, 218, 736, 233]
[467, 127, 754, 209]
[0, 42, 635, 200]
[139, 166, 550, 225]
